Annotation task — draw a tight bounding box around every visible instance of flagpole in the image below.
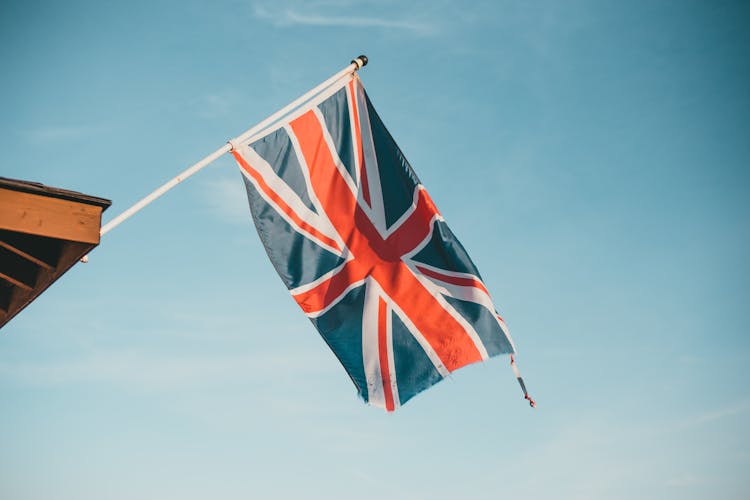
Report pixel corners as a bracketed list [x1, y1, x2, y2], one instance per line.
[99, 55, 368, 237]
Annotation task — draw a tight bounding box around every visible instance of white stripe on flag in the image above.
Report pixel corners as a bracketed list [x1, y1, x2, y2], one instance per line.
[362, 277, 386, 409]
[354, 80, 388, 234]
[384, 299, 401, 410]
[237, 145, 343, 256]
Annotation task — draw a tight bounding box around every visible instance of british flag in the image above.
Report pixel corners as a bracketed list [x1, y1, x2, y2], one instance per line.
[232, 76, 515, 411]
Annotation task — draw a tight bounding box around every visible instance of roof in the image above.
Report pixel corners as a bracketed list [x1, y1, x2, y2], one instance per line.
[0, 177, 111, 328]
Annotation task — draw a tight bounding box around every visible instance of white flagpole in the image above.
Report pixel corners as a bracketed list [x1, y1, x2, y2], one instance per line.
[99, 55, 368, 237]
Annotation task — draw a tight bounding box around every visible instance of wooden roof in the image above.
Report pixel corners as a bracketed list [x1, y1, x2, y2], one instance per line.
[0, 177, 111, 328]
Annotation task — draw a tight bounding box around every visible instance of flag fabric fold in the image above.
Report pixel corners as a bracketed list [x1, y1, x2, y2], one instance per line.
[232, 75, 515, 411]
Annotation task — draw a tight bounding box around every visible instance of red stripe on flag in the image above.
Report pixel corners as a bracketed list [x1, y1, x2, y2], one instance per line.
[378, 296, 395, 412]
[383, 188, 440, 256]
[292, 259, 369, 314]
[233, 151, 342, 252]
[349, 80, 371, 208]
[290, 111, 359, 235]
[415, 265, 489, 295]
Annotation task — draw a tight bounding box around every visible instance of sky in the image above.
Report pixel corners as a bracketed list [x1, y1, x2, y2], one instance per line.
[1, 0, 749, 498]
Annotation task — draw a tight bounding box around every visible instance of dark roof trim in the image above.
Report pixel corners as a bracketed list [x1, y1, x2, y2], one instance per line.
[0, 177, 111, 210]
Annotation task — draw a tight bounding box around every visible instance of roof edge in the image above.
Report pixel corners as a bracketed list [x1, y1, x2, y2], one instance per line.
[0, 177, 112, 210]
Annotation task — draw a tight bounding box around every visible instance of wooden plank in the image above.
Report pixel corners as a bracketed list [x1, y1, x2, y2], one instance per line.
[0, 271, 33, 291]
[0, 239, 55, 270]
[0, 228, 64, 267]
[0, 188, 102, 244]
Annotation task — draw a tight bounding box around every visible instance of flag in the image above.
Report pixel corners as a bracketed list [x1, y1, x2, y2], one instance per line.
[231, 75, 516, 411]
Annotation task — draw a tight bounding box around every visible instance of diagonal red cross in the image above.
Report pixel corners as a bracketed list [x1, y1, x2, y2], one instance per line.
[287, 108, 484, 394]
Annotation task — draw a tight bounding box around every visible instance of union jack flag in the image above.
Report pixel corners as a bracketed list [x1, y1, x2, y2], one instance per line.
[232, 76, 515, 411]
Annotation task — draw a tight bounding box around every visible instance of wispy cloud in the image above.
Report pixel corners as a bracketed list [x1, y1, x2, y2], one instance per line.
[199, 170, 252, 224]
[25, 125, 96, 143]
[193, 91, 245, 119]
[200, 94, 231, 118]
[253, 4, 436, 35]
[505, 418, 639, 499]
[665, 474, 711, 487]
[0, 348, 333, 392]
[673, 400, 750, 430]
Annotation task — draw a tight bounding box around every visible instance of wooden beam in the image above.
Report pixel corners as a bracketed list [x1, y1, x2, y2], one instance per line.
[0, 188, 103, 244]
[0, 239, 95, 329]
[0, 271, 33, 291]
[0, 240, 55, 270]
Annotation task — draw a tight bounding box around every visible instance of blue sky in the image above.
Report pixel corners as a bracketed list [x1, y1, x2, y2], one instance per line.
[1, 1, 748, 498]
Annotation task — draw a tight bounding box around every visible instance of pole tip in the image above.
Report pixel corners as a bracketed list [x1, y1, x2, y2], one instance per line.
[352, 55, 368, 70]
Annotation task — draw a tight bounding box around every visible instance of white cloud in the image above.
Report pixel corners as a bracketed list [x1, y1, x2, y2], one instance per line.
[673, 400, 750, 430]
[25, 125, 95, 143]
[665, 474, 711, 487]
[200, 94, 232, 118]
[199, 170, 253, 224]
[506, 419, 639, 499]
[193, 91, 247, 119]
[253, 4, 436, 35]
[0, 348, 333, 392]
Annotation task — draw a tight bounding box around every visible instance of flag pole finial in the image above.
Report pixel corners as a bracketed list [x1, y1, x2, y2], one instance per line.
[351, 55, 368, 70]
